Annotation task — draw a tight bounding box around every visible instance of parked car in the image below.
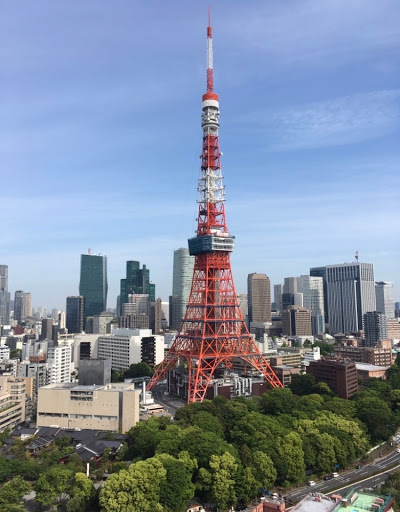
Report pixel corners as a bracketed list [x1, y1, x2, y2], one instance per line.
[332, 472, 339, 478]
[356, 465, 362, 469]
[308, 480, 316, 486]
[324, 475, 334, 481]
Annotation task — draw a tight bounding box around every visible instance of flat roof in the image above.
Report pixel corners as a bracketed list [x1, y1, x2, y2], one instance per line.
[356, 363, 389, 371]
[42, 383, 137, 392]
[292, 494, 336, 512]
[335, 492, 391, 512]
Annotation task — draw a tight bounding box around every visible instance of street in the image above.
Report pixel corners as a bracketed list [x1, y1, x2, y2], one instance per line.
[284, 450, 400, 506]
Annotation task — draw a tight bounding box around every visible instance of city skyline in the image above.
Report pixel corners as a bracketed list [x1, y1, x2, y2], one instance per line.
[2, 1, 400, 308]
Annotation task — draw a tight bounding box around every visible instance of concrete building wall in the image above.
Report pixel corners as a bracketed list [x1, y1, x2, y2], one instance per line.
[37, 383, 139, 433]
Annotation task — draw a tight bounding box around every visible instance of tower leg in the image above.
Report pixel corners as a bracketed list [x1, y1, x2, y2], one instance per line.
[147, 352, 180, 391]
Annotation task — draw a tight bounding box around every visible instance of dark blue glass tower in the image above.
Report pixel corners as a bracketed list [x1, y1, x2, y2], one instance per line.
[79, 254, 108, 321]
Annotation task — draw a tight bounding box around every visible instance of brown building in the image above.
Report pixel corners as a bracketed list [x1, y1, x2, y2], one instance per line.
[334, 345, 393, 366]
[271, 365, 301, 387]
[306, 359, 358, 399]
[282, 306, 312, 336]
[248, 273, 271, 324]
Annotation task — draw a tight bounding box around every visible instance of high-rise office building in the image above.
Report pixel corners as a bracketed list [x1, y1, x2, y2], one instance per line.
[0, 266, 8, 292]
[247, 273, 271, 324]
[41, 319, 53, 341]
[79, 253, 108, 321]
[310, 266, 328, 323]
[14, 291, 24, 324]
[281, 305, 312, 336]
[66, 296, 85, 334]
[273, 284, 282, 312]
[119, 261, 155, 316]
[298, 275, 325, 335]
[170, 248, 195, 329]
[325, 262, 375, 334]
[0, 266, 10, 326]
[363, 311, 388, 347]
[58, 311, 66, 329]
[282, 277, 298, 311]
[396, 302, 400, 319]
[375, 281, 395, 320]
[23, 293, 32, 319]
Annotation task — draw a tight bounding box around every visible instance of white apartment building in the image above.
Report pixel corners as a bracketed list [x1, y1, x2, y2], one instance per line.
[72, 334, 99, 367]
[98, 328, 164, 371]
[0, 345, 10, 361]
[303, 346, 321, 366]
[47, 344, 71, 384]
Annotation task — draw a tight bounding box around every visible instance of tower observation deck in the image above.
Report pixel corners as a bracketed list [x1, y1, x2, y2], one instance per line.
[147, 13, 283, 402]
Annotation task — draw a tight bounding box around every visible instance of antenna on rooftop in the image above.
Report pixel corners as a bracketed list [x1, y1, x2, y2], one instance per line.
[88, 248, 91, 255]
[355, 250, 359, 262]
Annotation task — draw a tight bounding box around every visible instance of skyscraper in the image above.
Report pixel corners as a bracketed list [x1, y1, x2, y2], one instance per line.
[0, 265, 10, 325]
[23, 293, 32, 319]
[282, 277, 298, 311]
[273, 284, 282, 312]
[325, 262, 376, 334]
[298, 275, 325, 335]
[66, 296, 84, 334]
[310, 266, 328, 323]
[79, 253, 108, 321]
[119, 261, 155, 316]
[40, 318, 53, 341]
[247, 273, 271, 324]
[0, 265, 8, 292]
[170, 248, 195, 329]
[375, 281, 395, 320]
[364, 311, 387, 347]
[14, 290, 24, 324]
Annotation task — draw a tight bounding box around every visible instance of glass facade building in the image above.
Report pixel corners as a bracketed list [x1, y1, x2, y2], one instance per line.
[170, 248, 195, 329]
[119, 261, 155, 316]
[79, 254, 108, 321]
[66, 296, 85, 334]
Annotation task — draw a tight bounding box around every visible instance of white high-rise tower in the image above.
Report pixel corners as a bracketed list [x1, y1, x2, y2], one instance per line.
[170, 248, 194, 329]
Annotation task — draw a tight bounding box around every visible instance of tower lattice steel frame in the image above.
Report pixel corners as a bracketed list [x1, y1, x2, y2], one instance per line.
[147, 13, 283, 402]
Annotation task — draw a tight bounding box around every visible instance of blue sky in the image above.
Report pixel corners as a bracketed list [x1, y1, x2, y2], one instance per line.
[1, 0, 400, 310]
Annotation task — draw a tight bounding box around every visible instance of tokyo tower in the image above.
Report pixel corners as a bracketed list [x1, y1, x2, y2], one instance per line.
[147, 13, 283, 403]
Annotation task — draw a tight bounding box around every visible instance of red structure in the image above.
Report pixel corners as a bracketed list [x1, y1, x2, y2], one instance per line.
[147, 14, 283, 403]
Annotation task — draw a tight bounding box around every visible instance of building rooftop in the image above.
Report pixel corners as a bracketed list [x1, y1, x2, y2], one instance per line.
[356, 363, 390, 371]
[334, 491, 392, 512]
[41, 382, 137, 392]
[292, 493, 336, 512]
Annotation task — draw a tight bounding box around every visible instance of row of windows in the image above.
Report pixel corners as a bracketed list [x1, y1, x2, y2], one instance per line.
[38, 412, 117, 421]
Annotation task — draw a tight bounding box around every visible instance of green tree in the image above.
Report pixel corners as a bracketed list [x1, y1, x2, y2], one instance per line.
[260, 388, 300, 415]
[200, 452, 238, 510]
[355, 396, 396, 443]
[290, 374, 316, 396]
[34, 466, 73, 509]
[276, 432, 305, 483]
[156, 454, 196, 512]
[251, 451, 277, 490]
[124, 362, 154, 379]
[100, 458, 167, 512]
[0, 476, 29, 512]
[313, 341, 334, 356]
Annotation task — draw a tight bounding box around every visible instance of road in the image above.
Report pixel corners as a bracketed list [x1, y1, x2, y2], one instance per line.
[151, 383, 186, 415]
[284, 449, 400, 506]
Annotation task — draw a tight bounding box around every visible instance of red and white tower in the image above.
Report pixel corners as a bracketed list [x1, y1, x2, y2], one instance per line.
[147, 14, 283, 402]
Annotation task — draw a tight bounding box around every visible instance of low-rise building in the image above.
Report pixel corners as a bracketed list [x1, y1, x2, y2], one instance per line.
[271, 365, 301, 387]
[306, 359, 358, 399]
[356, 362, 390, 382]
[334, 345, 393, 366]
[37, 382, 140, 433]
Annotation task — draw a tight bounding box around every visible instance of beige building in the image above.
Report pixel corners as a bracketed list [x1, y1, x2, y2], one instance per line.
[0, 376, 26, 432]
[282, 306, 312, 336]
[247, 273, 271, 324]
[37, 382, 140, 433]
[387, 319, 400, 340]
